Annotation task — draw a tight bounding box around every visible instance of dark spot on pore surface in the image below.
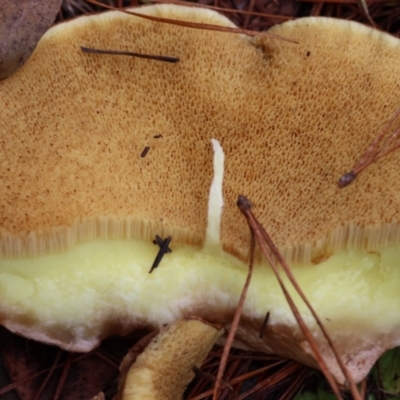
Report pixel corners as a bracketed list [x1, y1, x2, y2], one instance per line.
[140, 146, 150, 158]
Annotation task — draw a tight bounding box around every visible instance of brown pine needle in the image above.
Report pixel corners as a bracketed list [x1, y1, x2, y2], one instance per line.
[236, 361, 301, 400]
[148, 0, 293, 21]
[357, 0, 377, 27]
[237, 195, 362, 400]
[243, 0, 256, 29]
[192, 365, 233, 391]
[32, 349, 63, 400]
[52, 352, 74, 400]
[0, 352, 90, 396]
[279, 367, 310, 400]
[85, 0, 298, 43]
[189, 359, 287, 400]
[231, 359, 286, 384]
[212, 230, 255, 399]
[300, 0, 389, 3]
[217, 358, 241, 399]
[207, 351, 281, 361]
[94, 348, 121, 369]
[229, 360, 252, 399]
[338, 105, 400, 188]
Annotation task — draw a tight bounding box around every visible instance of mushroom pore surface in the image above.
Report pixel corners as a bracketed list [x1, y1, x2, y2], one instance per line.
[1, 6, 400, 263]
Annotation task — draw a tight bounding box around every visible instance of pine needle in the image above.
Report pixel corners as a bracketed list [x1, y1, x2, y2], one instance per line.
[237, 195, 362, 400]
[85, 0, 298, 43]
[338, 105, 400, 188]
[212, 230, 255, 399]
[148, 0, 293, 21]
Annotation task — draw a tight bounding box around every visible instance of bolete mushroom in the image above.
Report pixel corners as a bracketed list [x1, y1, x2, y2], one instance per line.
[1, 4, 400, 385]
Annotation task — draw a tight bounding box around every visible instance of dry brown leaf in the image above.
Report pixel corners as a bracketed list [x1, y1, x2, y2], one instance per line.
[0, 0, 62, 80]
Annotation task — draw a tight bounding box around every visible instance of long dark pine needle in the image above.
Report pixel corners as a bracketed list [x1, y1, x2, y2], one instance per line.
[32, 350, 63, 400]
[81, 46, 179, 63]
[236, 195, 362, 400]
[338, 105, 400, 188]
[85, 0, 298, 43]
[52, 352, 74, 400]
[213, 226, 255, 400]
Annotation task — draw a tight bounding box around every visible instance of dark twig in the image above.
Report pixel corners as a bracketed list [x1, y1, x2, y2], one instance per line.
[140, 146, 151, 158]
[149, 235, 172, 273]
[152, 235, 172, 253]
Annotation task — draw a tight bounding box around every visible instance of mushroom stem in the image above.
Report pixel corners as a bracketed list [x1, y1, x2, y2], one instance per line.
[117, 319, 223, 400]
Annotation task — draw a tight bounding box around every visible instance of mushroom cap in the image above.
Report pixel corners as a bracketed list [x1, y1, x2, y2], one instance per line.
[1, 5, 400, 264]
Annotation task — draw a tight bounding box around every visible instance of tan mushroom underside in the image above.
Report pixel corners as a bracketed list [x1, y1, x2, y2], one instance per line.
[1, 4, 400, 385]
[2, 5, 400, 263]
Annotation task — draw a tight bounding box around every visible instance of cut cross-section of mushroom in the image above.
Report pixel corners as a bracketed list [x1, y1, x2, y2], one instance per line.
[1, 4, 400, 385]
